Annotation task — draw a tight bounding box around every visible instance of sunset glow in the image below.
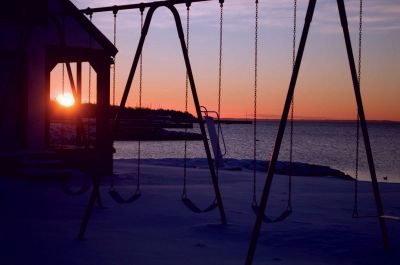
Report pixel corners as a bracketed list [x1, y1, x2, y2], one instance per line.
[64, 0, 400, 121]
[56, 93, 75, 107]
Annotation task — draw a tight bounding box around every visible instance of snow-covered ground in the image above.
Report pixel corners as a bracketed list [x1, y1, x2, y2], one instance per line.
[1, 159, 399, 265]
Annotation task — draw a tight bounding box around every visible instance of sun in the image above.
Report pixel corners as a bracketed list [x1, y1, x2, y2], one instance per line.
[56, 93, 75, 107]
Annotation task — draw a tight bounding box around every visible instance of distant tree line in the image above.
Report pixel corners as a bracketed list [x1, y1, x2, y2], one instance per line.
[49, 101, 196, 123]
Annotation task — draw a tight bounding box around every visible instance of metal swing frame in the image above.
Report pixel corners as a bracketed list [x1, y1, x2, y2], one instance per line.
[78, 0, 227, 240]
[245, 0, 390, 264]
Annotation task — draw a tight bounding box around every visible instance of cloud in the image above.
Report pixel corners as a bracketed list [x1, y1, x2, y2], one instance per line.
[70, 0, 400, 34]
[312, 0, 400, 34]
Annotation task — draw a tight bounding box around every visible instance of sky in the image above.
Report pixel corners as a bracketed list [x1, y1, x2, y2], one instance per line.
[65, 0, 400, 121]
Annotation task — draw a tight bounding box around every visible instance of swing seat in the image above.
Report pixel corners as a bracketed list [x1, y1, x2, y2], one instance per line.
[60, 182, 91, 196]
[59, 170, 92, 196]
[353, 214, 400, 221]
[380, 215, 400, 221]
[109, 188, 141, 204]
[182, 195, 218, 214]
[252, 202, 292, 223]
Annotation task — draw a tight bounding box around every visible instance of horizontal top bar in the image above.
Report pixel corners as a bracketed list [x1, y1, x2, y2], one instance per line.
[81, 0, 215, 15]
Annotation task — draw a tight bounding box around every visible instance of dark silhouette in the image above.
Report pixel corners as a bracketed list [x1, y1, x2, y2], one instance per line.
[78, 0, 227, 241]
[245, 1, 389, 265]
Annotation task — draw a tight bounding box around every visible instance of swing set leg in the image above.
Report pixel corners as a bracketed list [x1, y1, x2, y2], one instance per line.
[96, 188, 104, 208]
[245, 0, 389, 264]
[336, 0, 389, 249]
[245, 1, 317, 264]
[168, 4, 227, 225]
[78, 173, 102, 240]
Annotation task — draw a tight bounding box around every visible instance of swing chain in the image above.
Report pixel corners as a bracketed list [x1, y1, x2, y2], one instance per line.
[215, 0, 224, 176]
[62, 63, 65, 95]
[185, 1, 191, 112]
[88, 13, 93, 104]
[292, 0, 297, 68]
[353, 0, 363, 218]
[183, 1, 191, 197]
[288, 0, 297, 211]
[358, 0, 363, 85]
[252, 0, 259, 204]
[112, 7, 118, 106]
[60, 15, 66, 96]
[137, 6, 145, 191]
[139, 3, 145, 14]
[218, 0, 224, 117]
[139, 7, 144, 108]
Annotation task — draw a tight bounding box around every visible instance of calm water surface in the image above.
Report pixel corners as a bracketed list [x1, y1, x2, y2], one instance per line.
[114, 121, 400, 183]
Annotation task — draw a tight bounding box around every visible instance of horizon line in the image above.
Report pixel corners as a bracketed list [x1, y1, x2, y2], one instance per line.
[220, 117, 400, 123]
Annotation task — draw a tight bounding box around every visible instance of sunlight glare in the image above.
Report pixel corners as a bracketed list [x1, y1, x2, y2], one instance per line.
[56, 93, 75, 107]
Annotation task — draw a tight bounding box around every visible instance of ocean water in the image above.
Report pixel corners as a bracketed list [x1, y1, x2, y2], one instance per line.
[114, 121, 400, 183]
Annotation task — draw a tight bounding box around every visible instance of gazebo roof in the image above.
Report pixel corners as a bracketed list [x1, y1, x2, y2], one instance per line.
[58, 0, 118, 57]
[1, 0, 118, 57]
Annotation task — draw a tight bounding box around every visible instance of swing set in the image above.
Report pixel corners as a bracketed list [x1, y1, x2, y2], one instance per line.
[246, 1, 395, 264]
[78, 0, 228, 240]
[74, 0, 397, 259]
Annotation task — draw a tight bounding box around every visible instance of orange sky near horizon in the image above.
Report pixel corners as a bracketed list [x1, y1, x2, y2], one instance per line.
[51, 0, 400, 121]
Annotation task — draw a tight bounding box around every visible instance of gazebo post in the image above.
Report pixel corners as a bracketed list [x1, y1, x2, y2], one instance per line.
[78, 54, 112, 239]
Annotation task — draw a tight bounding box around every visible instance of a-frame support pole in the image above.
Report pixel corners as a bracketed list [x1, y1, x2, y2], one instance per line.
[245, 1, 317, 263]
[245, 0, 389, 264]
[167, 5, 227, 225]
[78, 172, 101, 239]
[336, 0, 389, 249]
[78, 2, 227, 239]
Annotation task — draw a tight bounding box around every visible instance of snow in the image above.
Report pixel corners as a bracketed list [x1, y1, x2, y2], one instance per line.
[1, 159, 399, 265]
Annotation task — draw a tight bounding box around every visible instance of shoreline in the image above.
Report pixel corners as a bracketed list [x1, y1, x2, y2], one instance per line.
[113, 158, 354, 181]
[112, 158, 400, 184]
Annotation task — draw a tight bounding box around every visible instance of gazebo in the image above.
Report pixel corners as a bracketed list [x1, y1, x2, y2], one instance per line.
[0, 0, 117, 174]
